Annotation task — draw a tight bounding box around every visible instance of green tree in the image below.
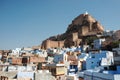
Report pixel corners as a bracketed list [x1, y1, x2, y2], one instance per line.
[85, 36, 98, 46]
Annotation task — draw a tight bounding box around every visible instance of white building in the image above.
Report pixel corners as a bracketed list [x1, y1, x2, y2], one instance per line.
[83, 66, 120, 80]
[17, 71, 34, 80]
[86, 51, 114, 69]
[103, 30, 116, 37]
[9, 48, 21, 57]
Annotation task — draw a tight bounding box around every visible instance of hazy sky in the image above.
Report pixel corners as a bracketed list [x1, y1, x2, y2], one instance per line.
[0, 0, 120, 50]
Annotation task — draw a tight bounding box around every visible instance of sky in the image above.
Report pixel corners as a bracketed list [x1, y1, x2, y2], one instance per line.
[0, 0, 120, 50]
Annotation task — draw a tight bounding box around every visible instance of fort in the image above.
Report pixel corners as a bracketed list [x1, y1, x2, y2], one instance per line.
[41, 12, 104, 49]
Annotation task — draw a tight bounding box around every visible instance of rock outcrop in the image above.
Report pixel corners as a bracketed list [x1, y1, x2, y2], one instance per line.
[101, 30, 120, 51]
[113, 30, 120, 41]
[41, 12, 104, 49]
[66, 12, 104, 36]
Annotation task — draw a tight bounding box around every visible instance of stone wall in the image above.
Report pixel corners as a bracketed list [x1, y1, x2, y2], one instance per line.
[41, 40, 64, 49]
[41, 32, 82, 49]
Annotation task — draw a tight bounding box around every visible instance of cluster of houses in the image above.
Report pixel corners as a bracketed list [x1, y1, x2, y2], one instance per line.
[0, 39, 120, 80]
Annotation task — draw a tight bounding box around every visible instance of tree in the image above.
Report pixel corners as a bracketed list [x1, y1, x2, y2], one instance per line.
[85, 36, 98, 46]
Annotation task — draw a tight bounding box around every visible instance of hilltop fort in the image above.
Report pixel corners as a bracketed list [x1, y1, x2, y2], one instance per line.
[41, 12, 104, 49]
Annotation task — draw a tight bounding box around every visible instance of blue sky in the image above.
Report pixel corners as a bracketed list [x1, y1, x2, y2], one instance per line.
[0, 0, 120, 50]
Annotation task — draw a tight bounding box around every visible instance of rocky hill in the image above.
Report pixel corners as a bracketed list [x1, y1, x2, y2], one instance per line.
[41, 12, 104, 49]
[113, 30, 120, 41]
